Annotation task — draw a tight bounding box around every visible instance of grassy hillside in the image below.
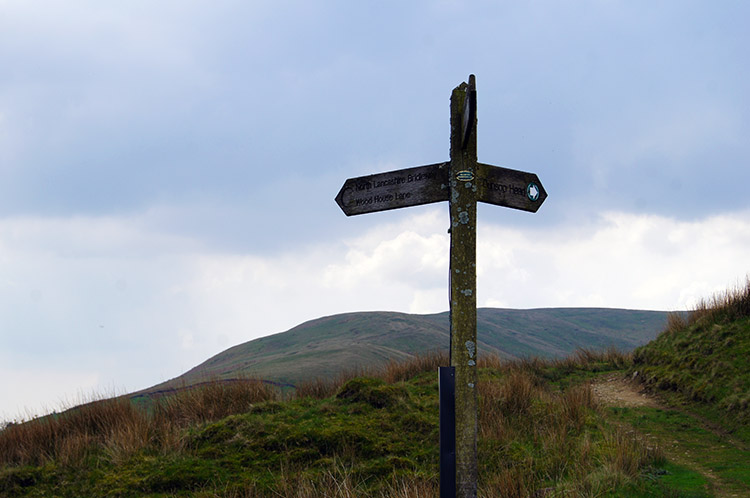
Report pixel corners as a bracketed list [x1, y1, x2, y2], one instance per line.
[1, 352, 676, 497]
[5, 290, 750, 496]
[631, 281, 750, 438]
[142, 308, 668, 396]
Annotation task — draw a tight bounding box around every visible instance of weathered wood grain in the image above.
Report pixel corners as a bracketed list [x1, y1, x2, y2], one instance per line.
[449, 76, 478, 498]
[476, 163, 547, 212]
[335, 162, 449, 216]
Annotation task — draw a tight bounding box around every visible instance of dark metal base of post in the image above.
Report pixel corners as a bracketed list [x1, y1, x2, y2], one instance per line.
[439, 366, 456, 497]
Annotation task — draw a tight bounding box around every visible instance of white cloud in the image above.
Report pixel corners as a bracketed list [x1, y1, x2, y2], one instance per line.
[322, 210, 449, 291]
[478, 211, 750, 310]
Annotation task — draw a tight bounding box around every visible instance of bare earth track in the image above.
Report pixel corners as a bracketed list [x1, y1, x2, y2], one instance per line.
[592, 374, 659, 409]
[592, 374, 749, 498]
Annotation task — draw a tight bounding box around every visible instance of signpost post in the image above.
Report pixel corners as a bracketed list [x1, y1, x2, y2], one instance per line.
[335, 75, 547, 498]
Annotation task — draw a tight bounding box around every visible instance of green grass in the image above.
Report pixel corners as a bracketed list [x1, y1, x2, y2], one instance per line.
[605, 405, 750, 496]
[657, 462, 712, 497]
[1, 351, 679, 497]
[607, 461, 712, 498]
[632, 281, 750, 442]
[614, 281, 750, 496]
[633, 317, 750, 411]
[142, 308, 669, 395]
[4, 282, 749, 497]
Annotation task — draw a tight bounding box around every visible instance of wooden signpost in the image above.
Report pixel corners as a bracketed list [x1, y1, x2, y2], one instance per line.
[335, 75, 547, 498]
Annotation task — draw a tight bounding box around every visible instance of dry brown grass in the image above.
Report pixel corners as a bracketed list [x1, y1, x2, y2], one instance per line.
[663, 310, 690, 337]
[153, 378, 275, 426]
[478, 464, 534, 498]
[0, 353, 449, 469]
[0, 395, 145, 466]
[189, 459, 438, 498]
[1, 349, 659, 497]
[0, 378, 278, 468]
[685, 278, 750, 327]
[292, 351, 448, 401]
[184, 473, 439, 498]
[474, 352, 661, 497]
[381, 350, 446, 384]
[605, 426, 663, 479]
[478, 347, 633, 378]
[293, 376, 339, 400]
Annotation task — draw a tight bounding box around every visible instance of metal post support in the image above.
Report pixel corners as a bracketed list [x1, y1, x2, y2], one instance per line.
[439, 366, 456, 497]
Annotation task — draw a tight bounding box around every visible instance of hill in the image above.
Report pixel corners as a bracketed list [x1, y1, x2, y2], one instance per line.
[142, 307, 669, 394]
[4, 292, 749, 496]
[631, 281, 750, 438]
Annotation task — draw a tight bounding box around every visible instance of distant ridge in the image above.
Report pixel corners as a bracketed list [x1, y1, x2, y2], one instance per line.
[137, 307, 669, 396]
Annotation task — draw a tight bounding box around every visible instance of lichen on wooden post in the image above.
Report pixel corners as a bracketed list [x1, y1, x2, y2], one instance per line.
[335, 73, 547, 497]
[449, 75, 478, 498]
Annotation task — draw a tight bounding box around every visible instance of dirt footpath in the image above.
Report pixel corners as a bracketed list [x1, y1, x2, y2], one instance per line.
[591, 373, 659, 408]
[591, 373, 749, 498]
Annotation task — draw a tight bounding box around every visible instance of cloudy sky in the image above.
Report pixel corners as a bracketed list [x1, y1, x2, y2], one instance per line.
[2, 1, 749, 420]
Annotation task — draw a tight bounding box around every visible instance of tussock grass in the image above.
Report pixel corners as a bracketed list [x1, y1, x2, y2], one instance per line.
[660, 279, 750, 338]
[0, 395, 145, 467]
[0, 378, 276, 469]
[691, 278, 750, 325]
[292, 350, 446, 400]
[153, 378, 275, 426]
[380, 350, 445, 384]
[1, 349, 660, 497]
[293, 376, 338, 400]
[474, 352, 660, 497]
[632, 279, 750, 430]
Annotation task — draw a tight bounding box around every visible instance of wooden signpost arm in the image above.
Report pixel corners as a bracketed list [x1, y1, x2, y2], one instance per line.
[449, 75, 478, 498]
